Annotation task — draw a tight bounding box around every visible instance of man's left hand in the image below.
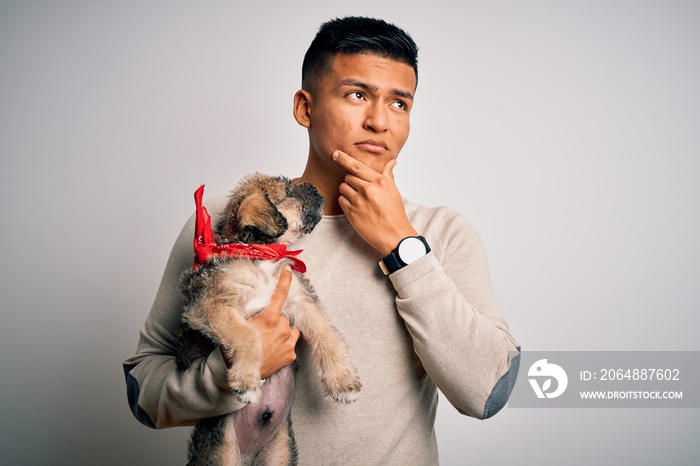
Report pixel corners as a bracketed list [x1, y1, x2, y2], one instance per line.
[332, 150, 418, 256]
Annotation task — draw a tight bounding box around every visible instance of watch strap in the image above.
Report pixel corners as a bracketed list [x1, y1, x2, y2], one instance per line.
[378, 236, 430, 275]
[379, 251, 403, 275]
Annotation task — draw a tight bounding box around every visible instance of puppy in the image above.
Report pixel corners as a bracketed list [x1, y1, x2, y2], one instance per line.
[176, 174, 361, 466]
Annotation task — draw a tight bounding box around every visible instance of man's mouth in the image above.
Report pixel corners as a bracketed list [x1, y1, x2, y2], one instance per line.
[355, 139, 388, 153]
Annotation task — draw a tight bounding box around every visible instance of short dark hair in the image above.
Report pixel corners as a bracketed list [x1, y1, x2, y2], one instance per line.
[301, 16, 419, 90]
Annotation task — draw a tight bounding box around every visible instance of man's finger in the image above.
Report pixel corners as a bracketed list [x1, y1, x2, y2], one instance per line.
[383, 158, 397, 179]
[338, 180, 359, 201]
[264, 265, 293, 322]
[332, 150, 373, 180]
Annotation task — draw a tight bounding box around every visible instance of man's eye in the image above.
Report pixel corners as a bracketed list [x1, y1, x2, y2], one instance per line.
[392, 100, 406, 110]
[347, 91, 363, 100]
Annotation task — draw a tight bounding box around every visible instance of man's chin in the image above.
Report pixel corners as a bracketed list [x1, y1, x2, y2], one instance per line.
[343, 150, 393, 174]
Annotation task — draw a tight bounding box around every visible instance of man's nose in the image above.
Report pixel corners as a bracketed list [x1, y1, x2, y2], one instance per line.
[363, 102, 389, 133]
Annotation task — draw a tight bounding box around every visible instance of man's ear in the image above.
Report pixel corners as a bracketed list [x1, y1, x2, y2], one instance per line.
[293, 89, 312, 128]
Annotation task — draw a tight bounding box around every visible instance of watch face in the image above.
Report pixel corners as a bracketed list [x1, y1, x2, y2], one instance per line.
[398, 237, 427, 264]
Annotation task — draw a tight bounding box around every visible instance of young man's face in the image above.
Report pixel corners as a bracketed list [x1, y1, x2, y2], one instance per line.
[305, 53, 416, 175]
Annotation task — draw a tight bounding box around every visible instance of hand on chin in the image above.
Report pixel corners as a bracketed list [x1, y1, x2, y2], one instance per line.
[337, 149, 390, 174]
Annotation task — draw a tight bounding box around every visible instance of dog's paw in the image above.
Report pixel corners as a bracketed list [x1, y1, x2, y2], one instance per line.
[233, 385, 262, 404]
[331, 384, 362, 404]
[328, 375, 362, 404]
[227, 370, 263, 404]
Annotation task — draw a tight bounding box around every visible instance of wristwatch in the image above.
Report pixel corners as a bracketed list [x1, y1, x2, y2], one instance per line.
[378, 236, 431, 275]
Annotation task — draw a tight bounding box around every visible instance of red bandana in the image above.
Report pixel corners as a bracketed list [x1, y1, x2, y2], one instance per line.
[192, 185, 307, 273]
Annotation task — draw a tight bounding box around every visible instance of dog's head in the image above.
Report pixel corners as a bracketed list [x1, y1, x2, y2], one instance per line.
[216, 173, 324, 245]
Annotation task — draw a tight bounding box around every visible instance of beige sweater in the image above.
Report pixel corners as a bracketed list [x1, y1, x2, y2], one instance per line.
[123, 194, 520, 465]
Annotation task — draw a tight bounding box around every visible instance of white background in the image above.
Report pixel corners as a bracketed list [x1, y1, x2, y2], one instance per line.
[1, 1, 698, 464]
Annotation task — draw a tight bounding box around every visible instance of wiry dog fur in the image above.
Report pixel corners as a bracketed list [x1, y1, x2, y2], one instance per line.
[176, 173, 362, 466]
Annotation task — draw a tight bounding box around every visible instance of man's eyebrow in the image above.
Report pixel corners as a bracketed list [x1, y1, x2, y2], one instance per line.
[339, 79, 377, 92]
[391, 89, 414, 101]
[339, 79, 414, 101]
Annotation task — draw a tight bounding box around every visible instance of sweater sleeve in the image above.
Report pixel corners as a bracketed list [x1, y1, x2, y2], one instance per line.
[122, 198, 247, 429]
[389, 206, 520, 419]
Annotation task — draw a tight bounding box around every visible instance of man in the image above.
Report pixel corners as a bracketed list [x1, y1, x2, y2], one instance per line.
[123, 16, 520, 464]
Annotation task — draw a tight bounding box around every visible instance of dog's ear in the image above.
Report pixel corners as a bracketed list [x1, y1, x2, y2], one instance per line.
[234, 191, 288, 243]
[291, 183, 324, 233]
